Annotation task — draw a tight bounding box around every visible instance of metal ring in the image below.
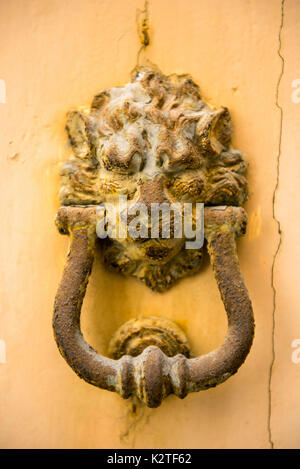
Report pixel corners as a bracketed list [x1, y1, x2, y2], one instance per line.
[53, 205, 254, 408]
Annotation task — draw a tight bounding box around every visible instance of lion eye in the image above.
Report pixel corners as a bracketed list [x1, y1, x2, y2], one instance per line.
[129, 152, 144, 173]
[157, 151, 169, 169]
[182, 121, 196, 141]
[102, 149, 144, 175]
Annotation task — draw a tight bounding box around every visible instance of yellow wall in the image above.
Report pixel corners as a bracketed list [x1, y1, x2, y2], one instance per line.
[0, 0, 299, 449]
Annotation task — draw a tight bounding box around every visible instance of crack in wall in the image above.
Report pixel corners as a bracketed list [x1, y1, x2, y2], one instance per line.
[136, 0, 150, 66]
[268, 0, 285, 450]
[119, 397, 153, 447]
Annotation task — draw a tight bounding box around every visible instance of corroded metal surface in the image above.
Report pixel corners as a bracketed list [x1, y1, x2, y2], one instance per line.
[53, 205, 254, 408]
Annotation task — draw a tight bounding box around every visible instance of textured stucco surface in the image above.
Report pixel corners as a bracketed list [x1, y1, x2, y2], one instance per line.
[0, 0, 299, 449]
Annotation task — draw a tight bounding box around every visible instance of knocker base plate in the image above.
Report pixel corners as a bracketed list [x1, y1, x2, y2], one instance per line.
[108, 317, 190, 360]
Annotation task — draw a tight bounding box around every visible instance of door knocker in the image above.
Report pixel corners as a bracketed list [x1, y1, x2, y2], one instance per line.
[53, 66, 254, 408]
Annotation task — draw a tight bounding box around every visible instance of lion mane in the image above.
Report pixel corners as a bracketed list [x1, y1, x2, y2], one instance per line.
[59, 65, 248, 291]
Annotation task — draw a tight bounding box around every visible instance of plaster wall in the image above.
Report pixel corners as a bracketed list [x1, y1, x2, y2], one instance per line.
[0, 0, 299, 449]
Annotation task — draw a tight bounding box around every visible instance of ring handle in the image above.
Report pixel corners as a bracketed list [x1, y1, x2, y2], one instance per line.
[53, 205, 254, 407]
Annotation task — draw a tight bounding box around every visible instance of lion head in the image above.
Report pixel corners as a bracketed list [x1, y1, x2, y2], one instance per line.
[59, 65, 248, 291]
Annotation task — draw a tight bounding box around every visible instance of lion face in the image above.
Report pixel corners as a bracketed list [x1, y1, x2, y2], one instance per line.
[59, 66, 248, 291]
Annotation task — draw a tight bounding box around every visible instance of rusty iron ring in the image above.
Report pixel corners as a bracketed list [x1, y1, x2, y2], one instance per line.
[53, 205, 254, 408]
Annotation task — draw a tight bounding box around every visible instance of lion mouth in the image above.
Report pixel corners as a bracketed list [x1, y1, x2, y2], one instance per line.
[128, 236, 185, 262]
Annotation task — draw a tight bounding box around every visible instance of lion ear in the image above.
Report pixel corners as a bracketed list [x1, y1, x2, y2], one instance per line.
[66, 110, 90, 159]
[196, 107, 232, 155]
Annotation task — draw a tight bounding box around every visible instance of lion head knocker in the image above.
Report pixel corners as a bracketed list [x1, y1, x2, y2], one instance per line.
[54, 66, 254, 408]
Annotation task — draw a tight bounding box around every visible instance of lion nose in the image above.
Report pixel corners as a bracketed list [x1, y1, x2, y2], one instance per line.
[136, 176, 171, 211]
[124, 176, 172, 228]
